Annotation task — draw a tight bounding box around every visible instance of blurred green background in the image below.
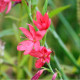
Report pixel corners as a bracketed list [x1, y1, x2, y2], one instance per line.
[0, 0, 80, 80]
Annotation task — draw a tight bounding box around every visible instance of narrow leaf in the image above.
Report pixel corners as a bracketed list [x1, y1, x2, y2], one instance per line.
[19, 55, 29, 67]
[13, 24, 20, 42]
[1, 72, 10, 80]
[49, 5, 70, 18]
[22, 0, 29, 14]
[42, 0, 48, 15]
[0, 29, 14, 38]
[23, 67, 32, 78]
[5, 16, 19, 21]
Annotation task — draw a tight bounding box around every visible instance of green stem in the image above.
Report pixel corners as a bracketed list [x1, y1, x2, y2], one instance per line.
[41, 67, 52, 73]
[47, 63, 54, 74]
[17, 4, 22, 79]
[27, 0, 33, 79]
[18, 4, 22, 63]
[28, 0, 33, 22]
[28, 56, 32, 79]
[42, 31, 47, 46]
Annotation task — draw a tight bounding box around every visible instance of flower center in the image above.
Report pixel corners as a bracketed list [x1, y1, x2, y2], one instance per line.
[44, 55, 47, 57]
[33, 40, 36, 43]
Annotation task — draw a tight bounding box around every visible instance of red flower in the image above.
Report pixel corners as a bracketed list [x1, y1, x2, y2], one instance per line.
[31, 69, 44, 80]
[30, 46, 52, 68]
[0, 0, 11, 14]
[17, 24, 46, 55]
[33, 11, 51, 30]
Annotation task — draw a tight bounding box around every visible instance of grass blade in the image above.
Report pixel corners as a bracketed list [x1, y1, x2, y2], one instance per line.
[23, 67, 32, 78]
[19, 55, 29, 67]
[49, 5, 70, 18]
[0, 29, 14, 38]
[42, 0, 48, 15]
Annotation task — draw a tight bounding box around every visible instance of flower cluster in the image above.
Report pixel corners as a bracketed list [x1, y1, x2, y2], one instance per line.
[17, 11, 51, 68]
[0, 0, 21, 14]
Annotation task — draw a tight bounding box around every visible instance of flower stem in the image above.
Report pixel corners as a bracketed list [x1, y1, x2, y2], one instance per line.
[41, 67, 51, 72]
[17, 4, 22, 79]
[47, 62, 54, 74]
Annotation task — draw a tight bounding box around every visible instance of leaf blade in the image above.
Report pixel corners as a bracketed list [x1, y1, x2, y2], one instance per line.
[49, 5, 70, 18]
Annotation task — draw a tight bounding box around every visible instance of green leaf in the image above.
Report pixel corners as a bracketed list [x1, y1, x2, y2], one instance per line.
[22, 0, 29, 14]
[0, 29, 14, 38]
[1, 72, 10, 80]
[42, 0, 48, 15]
[23, 67, 32, 78]
[72, 56, 80, 72]
[13, 24, 20, 42]
[49, 5, 70, 18]
[22, 0, 32, 22]
[0, 13, 1, 15]
[19, 55, 29, 67]
[5, 16, 19, 21]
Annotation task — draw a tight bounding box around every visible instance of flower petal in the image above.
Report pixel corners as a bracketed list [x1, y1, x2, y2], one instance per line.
[31, 69, 44, 80]
[35, 59, 44, 68]
[29, 50, 42, 58]
[42, 23, 46, 29]
[4, 0, 10, 2]
[17, 40, 34, 54]
[52, 73, 57, 80]
[35, 30, 46, 41]
[48, 19, 51, 28]
[43, 13, 49, 22]
[33, 20, 42, 30]
[27, 24, 36, 38]
[36, 11, 42, 22]
[0, 6, 6, 13]
[6, 1, 11, 14]
[45, 56, 50, 63]
[34, 41, 40, 51]
[19, 27, 33, 40]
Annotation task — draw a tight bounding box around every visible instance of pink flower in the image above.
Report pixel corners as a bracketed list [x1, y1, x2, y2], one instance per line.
[31, 69, 44, 80]
[0, 0, 12, 14]
[33, 11, 51, 30]
[30, 46, 52, 68]
[17, 24, 46, 55]
[52, 73, 57, 80]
